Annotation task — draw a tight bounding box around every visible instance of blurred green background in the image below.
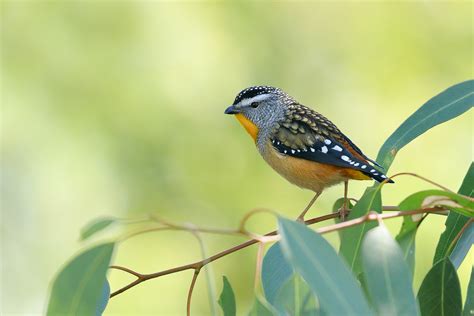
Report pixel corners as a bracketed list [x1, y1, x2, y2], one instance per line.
[1, 1, 472, 315]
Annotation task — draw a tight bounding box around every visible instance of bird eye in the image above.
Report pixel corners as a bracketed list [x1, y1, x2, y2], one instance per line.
[250, 102, 259, 108]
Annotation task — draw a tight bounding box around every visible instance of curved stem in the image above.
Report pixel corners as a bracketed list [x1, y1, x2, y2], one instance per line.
[187, 269, 201, 316]
[109, 207, 443, 299]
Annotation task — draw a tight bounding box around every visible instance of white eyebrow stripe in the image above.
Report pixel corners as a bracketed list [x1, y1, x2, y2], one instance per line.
[240, 94, 271, 106]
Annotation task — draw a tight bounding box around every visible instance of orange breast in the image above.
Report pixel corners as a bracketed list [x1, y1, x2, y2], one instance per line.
[235, 114, 259, 142]
[261, 142, 370, 193]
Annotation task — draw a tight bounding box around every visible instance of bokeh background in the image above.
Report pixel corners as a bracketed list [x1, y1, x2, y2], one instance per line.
[1, 1, 473, 315]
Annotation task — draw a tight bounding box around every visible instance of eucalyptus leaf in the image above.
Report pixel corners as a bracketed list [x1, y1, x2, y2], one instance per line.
[376, 80, 474, 170]
[47, 242, 115, 315]
[261, 242, 293, 305]
[435, 163, 474, 265]
[96, 280, 110, 316]
[218, 276, 236, 316]
[463, 267, 474, 316]
[80, 217, 117, 241]
[417, 258, 462, 316]
[273, 275, 318, 316]
[396, 187, 474, 273]
[278, 217, 374, 316]
[248, 298, 275, 316]
[339, 82, 474, 275]
[362, 225, 420, 316]
[449, 222, 473, 269]
[339, 186, 381, 274]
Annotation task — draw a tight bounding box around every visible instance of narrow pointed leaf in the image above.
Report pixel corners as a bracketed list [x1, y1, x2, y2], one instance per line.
[47, 242, 115, 315]
[362, 225, 420, 316]
[80, 217, 117, 241]
[394, 192, 425, 275]
[261, 242, 293, 305]
[248, 298, 274, 316]
[339, 186, 381, 274]
[218, 276, 236, 316]
[449, 222, 473, 269]
[463, 268, 474, 316]
[396, 187, 474, 273]
[435, 163, 474, 265]
[417, 258, 462, 316]
[279, 217, 374, 315]
[376, 80, 474, 170]
[340, 82, 473, 276]
[96, 280, 110, 316]
[273, 275, 318, 316]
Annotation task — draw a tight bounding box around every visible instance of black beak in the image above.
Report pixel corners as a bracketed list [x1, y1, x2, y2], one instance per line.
[224, 105, 240, 115]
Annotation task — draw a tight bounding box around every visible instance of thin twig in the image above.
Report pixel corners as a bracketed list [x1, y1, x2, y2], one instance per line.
[316, 207, 443, 234]
[110, 211, 338, 298]
[187, 269, 201, 316]
[254, 242, 265, 292]
[110, 207, 444, 298]
[389, 172, 455, 193]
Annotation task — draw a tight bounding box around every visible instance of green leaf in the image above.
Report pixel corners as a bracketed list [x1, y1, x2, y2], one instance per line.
[435, 163, 474, 265]
[218, 276, 236, 316]
[449, 223, 473, 269]
[417, 258, 462, 316]
[340, 82, 474, 275]
[96, 280, 110, 316]
[376, 80, 474, 170]
[362, 225, 420, 316]
[273, 275, 318, 316]
[80, 217, 117, 241]
[463, 267, 474, 316]
[399, 190, 473, 216]
[248, 298, 274, 316]
[278, 217, 374, 316]
[261, 243, 293, 305]
[339, 186, 381, 274]
[47, 242, 115, 315]
[396, 188, 474, 272]
[395, 228, 418, 276]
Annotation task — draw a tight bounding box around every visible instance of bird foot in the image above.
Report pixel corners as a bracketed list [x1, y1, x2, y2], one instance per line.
[338, 207, 350, 221]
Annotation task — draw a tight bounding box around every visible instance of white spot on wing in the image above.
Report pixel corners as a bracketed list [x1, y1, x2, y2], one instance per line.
[324, 139, 331, 145]
[361, 165, 367, 169]
[333, 145, 343, 152]
[321, 146, 328, 153]
[310, 148, 315, 152]
[341, 155, 350, 161]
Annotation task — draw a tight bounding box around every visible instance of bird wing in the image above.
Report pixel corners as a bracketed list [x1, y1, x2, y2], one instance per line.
[270, 103, 392, 183]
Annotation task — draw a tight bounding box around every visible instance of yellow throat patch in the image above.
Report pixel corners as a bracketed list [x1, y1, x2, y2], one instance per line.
[235, 114, 259, 142]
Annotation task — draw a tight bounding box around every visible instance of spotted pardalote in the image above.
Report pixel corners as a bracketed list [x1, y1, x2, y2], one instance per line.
[225, 86, 393, 219]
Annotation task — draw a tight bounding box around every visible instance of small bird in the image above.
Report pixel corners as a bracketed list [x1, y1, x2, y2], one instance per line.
[225, 86, 393, 220]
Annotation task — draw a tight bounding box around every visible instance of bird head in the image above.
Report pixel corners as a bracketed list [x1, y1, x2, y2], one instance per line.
[225, 86, 293, 141]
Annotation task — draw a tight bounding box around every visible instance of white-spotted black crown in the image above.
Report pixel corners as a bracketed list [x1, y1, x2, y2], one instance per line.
[232, 86, 282, 105]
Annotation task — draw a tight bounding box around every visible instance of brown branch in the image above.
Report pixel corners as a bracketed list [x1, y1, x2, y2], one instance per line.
[316, 207, 442, 234]
[110, 207, 446, 299]
[389, 172, 455, 193]
[187, 268, 201, 316]
[109, 212, 340, 298]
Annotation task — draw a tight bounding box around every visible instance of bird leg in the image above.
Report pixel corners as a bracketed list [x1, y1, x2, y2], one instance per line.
[340, 180, 349, 221]
[297, 191, 321, 221]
